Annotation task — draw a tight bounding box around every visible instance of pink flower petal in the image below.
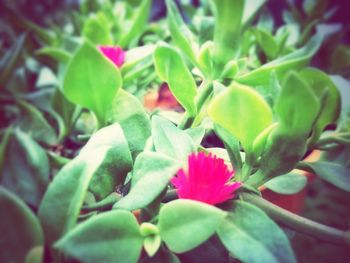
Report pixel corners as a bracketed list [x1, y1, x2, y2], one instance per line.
[171, 152, 242, 205]
[98, 45, 125, 67]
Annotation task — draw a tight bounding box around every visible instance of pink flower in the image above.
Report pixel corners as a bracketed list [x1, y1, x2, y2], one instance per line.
[171, 152, 242, 205]
[98, 45, 125, 67]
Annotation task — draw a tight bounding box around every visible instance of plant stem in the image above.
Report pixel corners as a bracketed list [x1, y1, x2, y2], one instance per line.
[163, 189, 350, 246]
[245, 170, 269, 188]
[178, 80, 213, 130]
[163, 189, 177, 202]
[195, 80, 213, 113]
[314, 133, 350, 148]
[178, 113, 194, 129]
[81, 193, 121, 212]
[241, 192, 350, 247]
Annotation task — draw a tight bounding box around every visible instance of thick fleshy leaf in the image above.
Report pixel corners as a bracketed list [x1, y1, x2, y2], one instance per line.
[51, 88, 78, 139]
[144, 235, 162, 257]
[264, 172, 307, 194]
[118, 0, 151, 48]
[109, 89, 151, 160]
[208, 83, 273, 152]
[331, 75, 350, 109]
[165, 0, 198, 66]
[0, 186, 43, 263]
[158, 199, 226, 253]
[178, 235, 229, 263]
[212, 0, 243, 72]
[82, 14, 112, 45]
[113, 152, 180, 211]
[0, 33, 26, 86]
[243, 0, 268, 26]
[275, 72, 320, 135]
[36, 47, 71, 64]
[121, 45, 155, 83]
[185, 127, 206, 147]
[38, 124, 131, 246]
[154, 43, 198, 116]
[299, 68, 341, 144]
[55, 210, 143, 263]
[140, 247, 180, 263]
[301, 161, 350, 192]
[217, 201, 296, 263]
[214, 124, 243, 173]
[0, 129, 49, 207]
[253, 28, 278, 60]
[236, 35, 322, 86]
[84, 123, 133, 200]
[152, 116, 195, 160]
[15, 100, 57, 145]
[63, 41, 122, 125]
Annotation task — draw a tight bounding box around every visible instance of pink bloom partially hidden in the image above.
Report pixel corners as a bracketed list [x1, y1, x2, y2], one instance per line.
[171, 152, 242, 205]
[98, 45, 125, 67]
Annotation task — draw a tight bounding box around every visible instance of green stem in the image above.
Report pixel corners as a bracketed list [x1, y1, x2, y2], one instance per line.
[314, 133, 350, 148]
[178, 80, 213, 130]
[163, 189, 177, 202]
[241, 192, 350, 247]
[296, 161, 314, 173]
[245, 170, 269, 188]
[178, 113, 194, 130]
[195, 80, 213, 113]
[81, 193, 121, 212]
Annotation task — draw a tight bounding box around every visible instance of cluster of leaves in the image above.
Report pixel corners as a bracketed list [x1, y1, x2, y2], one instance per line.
[1, 0, 350, 262]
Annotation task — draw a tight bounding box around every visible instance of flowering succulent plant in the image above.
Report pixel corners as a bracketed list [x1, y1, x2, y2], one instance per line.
[1, 0, 350, 263]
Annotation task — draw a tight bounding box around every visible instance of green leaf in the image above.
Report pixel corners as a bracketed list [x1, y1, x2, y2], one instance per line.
[301, 161, 350, 192]
[217, 201, 296, 263]
[165, 0, 198, 66]
[16, 100, 57, 145]
[0, 129, 49, 207]
[178, 235, 229, 263]
[121, 45, 155, 83]
[264, 172, 307, 194]
[140, 246, 180, 263]
[212, 0, 244, 71]
[330, 45, 350, 75]
[63, 41, 122, 125]
[85, 123, 133, 200]
[82, 14, 112, 45]
[0, 186, 43, 263]
[38, 124, 130, 246]
[144, 235, 162, 257]
[36, 47, 71, 64]
[236, 34, 322, 86]
[275, 72, 320, 135]
[242, 0, 268, 26]
[154, 43, 198, 116]
[109, 89, 151, 160]
[185, 127, 206, 147]
[118, 0, 151, 48]
[214, 124, 243, 173]
[25, 246, 43, 263]
[51, 88, 78, 140]
[299, 68, 341, 144]
[114, 152, 180, 211]
[208, 82, 273, 152]
[152, 116, 195, 160]
[0, 33, 26, 86]
[158, 199, 226, 253]
[197, 41, 214, 77]
[253, 28, 278, 60]
[55, 210, 143, 263]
